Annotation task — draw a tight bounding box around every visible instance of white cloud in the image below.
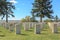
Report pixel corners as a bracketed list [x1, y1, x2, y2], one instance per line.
[10, 0, 18, 4]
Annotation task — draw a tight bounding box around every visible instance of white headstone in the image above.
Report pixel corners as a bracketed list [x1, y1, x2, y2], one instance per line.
[23, 22, 29, 31]
[29, 22, 33, 28]
[57, 22, 60, 27]
[48, 22, 58, 33]
[32, 22, 37, 27]
[34, 23, 41, 34]
[9, 24, 14, 31]
[52, 24, 58, 33]
[15, 24, 21, 34]
[2, 23, 5, 28]
[5, 23, 9, 29]
[39, 22, 45, 30]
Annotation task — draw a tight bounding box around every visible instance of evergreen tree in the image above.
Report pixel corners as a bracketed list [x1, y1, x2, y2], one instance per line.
[0, 0, 15, 23]
[31, 11, 36, 22]
[32, 0, 53, 22]
[55, 15, 58, 22]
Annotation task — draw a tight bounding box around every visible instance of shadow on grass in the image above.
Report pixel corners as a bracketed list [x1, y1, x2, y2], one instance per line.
[9, 31, 14, 33]
[34, 32, 48, 35]
[35, 32, 50, 35]
[27, 30, 33, 32]
[55, 31, 60, 34]
[42, 29, 47, 31]
[16, 34, 28, 36]
[0, 35, 5, 37]
[40, 33, 48, 35]
[0, 31, 2, 32]
[20, 34, 28, 36]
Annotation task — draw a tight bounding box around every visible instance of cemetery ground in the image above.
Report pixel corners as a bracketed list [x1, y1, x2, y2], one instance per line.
[0, 24, 60, 40]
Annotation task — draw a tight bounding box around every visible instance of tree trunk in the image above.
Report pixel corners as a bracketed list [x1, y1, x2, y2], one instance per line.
[6, 13, 8, 23]
[5, 13, 9, 29]
[40, 17, 42, 22]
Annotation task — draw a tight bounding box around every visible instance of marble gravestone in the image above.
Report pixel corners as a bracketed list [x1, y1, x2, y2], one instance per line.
[23, 22, 30, 31]
[5, 23, 9, 29]
[2, 23, 5, 28]
[52, 23, 58, 33]
[57, 22, 60, 27]
[34, 23, 41, 34]
[48, 22, 58, 33]
[32, 22, 37, 27]
[29, 22, 33, 29]
[9, 23, 14, 31]
[15, 24, 21, 34]
[39, 22, 45, 30]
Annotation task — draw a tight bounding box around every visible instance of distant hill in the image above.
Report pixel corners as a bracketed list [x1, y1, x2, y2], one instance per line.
[0, 20, 20, 23]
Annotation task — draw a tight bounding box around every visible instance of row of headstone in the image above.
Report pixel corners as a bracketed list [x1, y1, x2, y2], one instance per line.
[2, 22, 45, 34]
[23, 22, 45, 30]
[1, 22, 21, 34]
[23, 22, 45, 34]
[1, 22, 60, 34]
[23, 22, 59, 34]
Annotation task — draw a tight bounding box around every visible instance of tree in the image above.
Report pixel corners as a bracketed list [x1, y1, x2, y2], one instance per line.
[21, 16, 38, 22]
[21, 18, 26, 22]
[55, 15, 58, 22]
[31, 11, 36, 22]
[44, 19, 53, 22]
[0, 0, 15, 23]
[31, 0, 53, 22]
[25, 16, 31, 22]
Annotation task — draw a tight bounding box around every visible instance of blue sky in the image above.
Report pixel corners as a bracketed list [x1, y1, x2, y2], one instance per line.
[52, 0, 60, 17]
[1, 0, 60, 20]
[13, 0, 34, 20]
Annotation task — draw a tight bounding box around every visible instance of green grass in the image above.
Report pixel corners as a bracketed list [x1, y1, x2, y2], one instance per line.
[0, 24, 60, 40]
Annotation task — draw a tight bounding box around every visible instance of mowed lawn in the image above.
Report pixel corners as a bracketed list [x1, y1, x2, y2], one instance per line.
[0, 24, 60, 40]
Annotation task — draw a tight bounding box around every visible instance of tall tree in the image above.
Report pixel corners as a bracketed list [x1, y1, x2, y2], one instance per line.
[55, 15, 58, 22]
[31, 11, 36, 22]
[0, 0, 15, 23]
[31, 0, 53, 22]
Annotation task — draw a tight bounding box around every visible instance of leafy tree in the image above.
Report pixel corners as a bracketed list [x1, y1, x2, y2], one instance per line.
[21, 16, 38, 22]
[21, 18, 26, 22]
[0, 0, 15, 23]
[32, 0, 53, 22]
[25, 16, 31, 22]
[25, 16, 38, 22]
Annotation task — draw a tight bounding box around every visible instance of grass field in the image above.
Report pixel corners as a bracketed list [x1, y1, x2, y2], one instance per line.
[0, 24, 60, 40]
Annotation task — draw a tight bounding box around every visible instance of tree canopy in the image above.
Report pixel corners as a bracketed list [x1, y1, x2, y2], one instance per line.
[0, 0, 15, 22]
[31, 0, 54, 22]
